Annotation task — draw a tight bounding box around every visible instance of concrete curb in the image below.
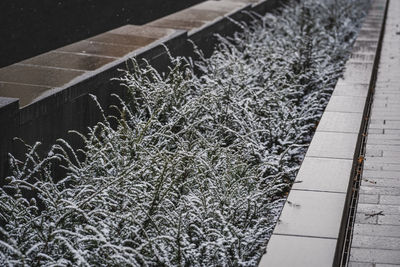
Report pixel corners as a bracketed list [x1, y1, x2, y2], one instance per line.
[258, 0, 389, 266]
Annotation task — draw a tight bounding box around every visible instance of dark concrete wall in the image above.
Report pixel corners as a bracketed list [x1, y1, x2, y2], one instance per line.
[0, 0, 283, 180]
[0, 0, 205, 67]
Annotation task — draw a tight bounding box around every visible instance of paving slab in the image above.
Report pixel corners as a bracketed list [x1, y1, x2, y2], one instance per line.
[0, 82, 51, 107]
[341, 62, 374, 83]
[148, 0, 247, 31]
[56, 24, 176, 58]
[221, 0, 260, 3]
[352, 235, 400, 250]
[355, 213, 378, 224]
[349, 53, 376, 63]
[378, 214, 400, 225]
[292, 157, 353, 193]
[353, 223, 400, 238]
[20, 51, 116, 71]
[317, 111, 364, 133]
[358, 194, 380, 204]
[161, 8, 227, 22]
[305, 131, 358, 159]
[89, 33, 157, 47]
[351, 43, 378, 54]
[332, 83, 369, 98]
[148, 19, 206, 31]
[356, 203, 400, 215]
[360, 186, 400, 196]
[366, 144, 400, 152]
[363, 170, 400, 179]
[325, 95, 366, 113]
[380, 195, 400, 205]
[365, 156, 400, 164]
[273, 190, 346, 238]
[356, 29, 381, 41]
[191, 0, 247, 12]
[350, 248, 400, 265]
[349, 262, 374, 267]
[57, 41, 140, 58]
[259, 234, 336, 267]
[361, 178, 400, 188]
[0, 64, 85, 87]
[109, 25, 176, 38]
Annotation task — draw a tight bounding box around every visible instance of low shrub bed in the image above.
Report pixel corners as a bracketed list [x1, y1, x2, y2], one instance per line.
[0, 0, 369, 265]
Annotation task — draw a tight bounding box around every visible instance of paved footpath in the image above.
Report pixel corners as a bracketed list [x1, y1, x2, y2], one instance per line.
[349, 0, 400, 266]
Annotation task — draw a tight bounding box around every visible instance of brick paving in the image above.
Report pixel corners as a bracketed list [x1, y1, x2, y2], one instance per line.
[349, 0, 400, 265]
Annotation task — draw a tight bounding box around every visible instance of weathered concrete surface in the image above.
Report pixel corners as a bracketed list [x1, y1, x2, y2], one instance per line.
[349, 0, 400, 265]
[0, 25, 177, 107]
[0, 0, 206, 68]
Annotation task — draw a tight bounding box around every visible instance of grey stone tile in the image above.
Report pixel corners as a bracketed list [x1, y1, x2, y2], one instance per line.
[386, 130, 400, 135]
[348, 262, 374, 267]
[20, 51, 115, 71]
[356, 203, 400, 215]
[259, 235, 336, 267]
[384, 151, 400, 157]
[325, 95, 366, 113]
[367, 144, 400, 152]
[350, 248, 400, 265]
[58, 40, 139, 58]
[222, 0, 259, 3]
[378, 214, 400, 225]
[351, 235, 400, 250]
[274, 190, 345, 238]
[366, 148, 383, 156]
[149, 19, 205, 30]
[332, 82, 369, 97]
[89, 33, 157, 47]
[358, 194, 380, 204]
[109, 25, 176, 38]
[380, 195, 400, 205]
[363, 170, 400, 179]
[192, 0, 247, 13]
[292, 157, 352, 193]
[365, 163, 400, 172]
[369, 125, 400, 132]
[148, 0, 247, 31]
[361, 177, 379, 186]
[162, 8, 226, 22]
[355, 212, 378, 224]
[305, 132, 358, 160]
[368, 134, 400, 141]
[367, 128, 384, 134]
[0, 82, 51, 107]
[351, 43, 378, 54]
[353, 223, 400, 238]
[362, 177, 400, 188]
[0, 64, 85, 87]
[349, 53, 376, 63]
[341, 62, 374, 83]
[360, 186, 400, 196]
[317, 111, 363, 133]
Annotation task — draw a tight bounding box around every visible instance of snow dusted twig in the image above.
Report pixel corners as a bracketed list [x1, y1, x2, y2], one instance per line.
[0, 0, 369, 265]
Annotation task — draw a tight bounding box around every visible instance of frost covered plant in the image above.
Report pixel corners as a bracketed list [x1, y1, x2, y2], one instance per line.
[0, 0, 369, 265]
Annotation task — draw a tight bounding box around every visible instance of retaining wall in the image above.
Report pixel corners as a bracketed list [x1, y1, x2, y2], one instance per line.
[0, 0, 282, 181]
[0, 0, 206, 67]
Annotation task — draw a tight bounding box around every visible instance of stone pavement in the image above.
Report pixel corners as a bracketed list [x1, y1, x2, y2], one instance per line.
[349, 0, 400, 265]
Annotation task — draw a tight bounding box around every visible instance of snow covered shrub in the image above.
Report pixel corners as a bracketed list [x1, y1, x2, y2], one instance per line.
[0, 0, 369, 265]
